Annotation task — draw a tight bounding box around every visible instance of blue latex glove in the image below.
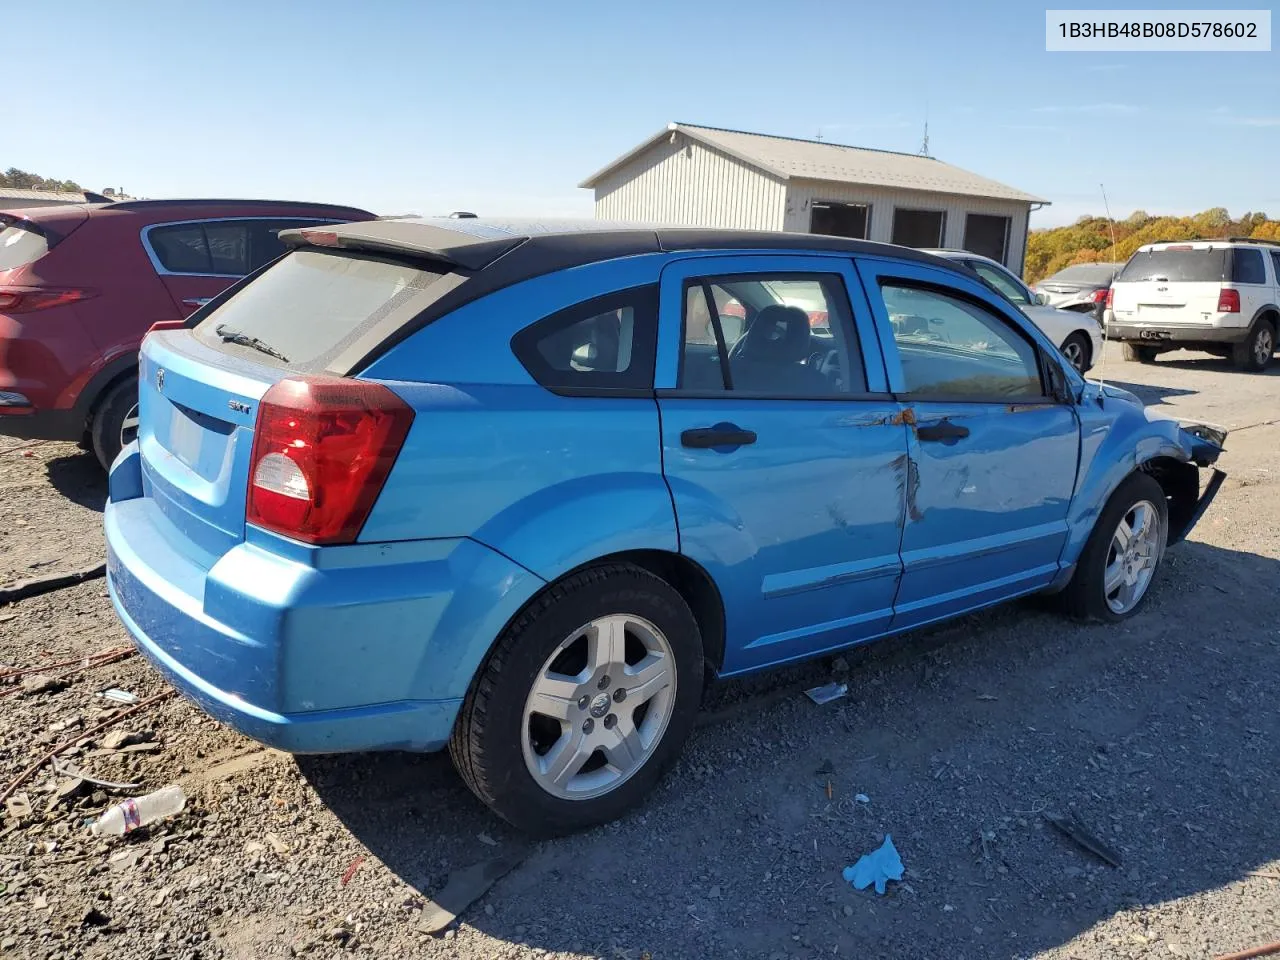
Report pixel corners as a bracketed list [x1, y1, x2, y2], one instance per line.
[842, 835, 904, 895]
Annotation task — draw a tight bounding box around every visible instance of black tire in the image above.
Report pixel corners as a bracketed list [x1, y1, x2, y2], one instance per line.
[90, 377, 139, 471]
[1121, 343, 1157, 363]
[1059, 471, 1168, 623]
[1231, 320, 1275, 372]
[449, 563, 704, 835]
[1061, 332, 1092, 373]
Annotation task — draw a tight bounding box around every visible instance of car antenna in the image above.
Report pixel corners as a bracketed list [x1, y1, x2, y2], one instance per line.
[1094, 182, 1119, 406]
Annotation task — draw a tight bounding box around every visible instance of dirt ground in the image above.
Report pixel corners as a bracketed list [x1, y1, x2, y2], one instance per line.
[1, 343, 1278, 960]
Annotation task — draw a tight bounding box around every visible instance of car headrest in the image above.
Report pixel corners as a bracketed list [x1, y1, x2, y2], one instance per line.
[737, 304, 812, 364]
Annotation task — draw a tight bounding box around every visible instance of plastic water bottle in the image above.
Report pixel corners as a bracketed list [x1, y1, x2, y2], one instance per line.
[90, 785, 186, 837]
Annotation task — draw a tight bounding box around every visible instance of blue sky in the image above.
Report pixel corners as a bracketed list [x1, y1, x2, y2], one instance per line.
[5, 0, 1277, 228]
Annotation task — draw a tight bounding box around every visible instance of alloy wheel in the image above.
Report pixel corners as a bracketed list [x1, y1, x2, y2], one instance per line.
[1255, 327, 1274, 366]
[521, 614, 676, 801]
[1103, 499, 1163, 614]
[1062, 339, 1086, 371]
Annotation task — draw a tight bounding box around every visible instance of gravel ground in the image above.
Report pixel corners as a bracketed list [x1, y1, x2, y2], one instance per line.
[2, 343, 1278, 960]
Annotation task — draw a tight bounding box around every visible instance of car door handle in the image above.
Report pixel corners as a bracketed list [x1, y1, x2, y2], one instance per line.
[182, 298, 213, 309]
[681, 424, 757, 449]
[916, 421, 970, 443]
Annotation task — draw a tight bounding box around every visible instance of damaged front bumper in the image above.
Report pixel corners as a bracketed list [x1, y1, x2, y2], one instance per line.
[1169, 421, 1227, 545]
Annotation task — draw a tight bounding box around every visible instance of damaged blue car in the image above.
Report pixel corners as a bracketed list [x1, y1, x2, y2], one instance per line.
[103, 220, 1225, 834]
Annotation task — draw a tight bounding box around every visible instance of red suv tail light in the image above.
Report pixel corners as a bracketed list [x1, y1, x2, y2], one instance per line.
[1217, 289, 1240, 313]
[1104, 287, 1114, 309]
[246, 376, 414, 545]
[0, 286, 96, 313]
[1090, 288, 1108, 303]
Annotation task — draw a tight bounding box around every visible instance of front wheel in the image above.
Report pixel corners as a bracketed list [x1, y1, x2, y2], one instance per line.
[450, 564, 704, 835]
[1060, 472, 1168, 622]
[1060, 332, 1092, 373]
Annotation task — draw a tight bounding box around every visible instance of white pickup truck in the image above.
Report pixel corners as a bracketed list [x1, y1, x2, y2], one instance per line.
[1107, 239, 1280, 372]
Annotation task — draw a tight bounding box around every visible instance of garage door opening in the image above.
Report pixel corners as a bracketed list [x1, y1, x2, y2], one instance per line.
[892, 209, 945, 248]
[810, 202, 869, 239]
[963, 214, 1011, 264]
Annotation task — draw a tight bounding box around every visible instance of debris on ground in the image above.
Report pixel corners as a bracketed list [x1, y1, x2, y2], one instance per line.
[1212, 940, 1280, 960]
[417, 852, 529, 934]
[19, 674, 67, 696]
[101, 728, 153, 750]
[1044, 811, 1123, 867]
[478, 831, 499, 846]
[814, 759, 835, 777]
[855, 793, 870, 804]
[4, 793, 32, 819]
[90, 784, 186, 837]
[100, 688, 140, 705]
[804, 682, 848, 705]
[52, 758, 139, 791]
[843, 835, 905, 895]
[341, 854, 366, 886]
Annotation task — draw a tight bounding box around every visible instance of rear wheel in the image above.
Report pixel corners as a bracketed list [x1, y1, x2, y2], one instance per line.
[450, 563, 704, 835]
[1121, 343, 1157, 363]
[1231, 320, 1274, 372]
[1060, 332, 1092, 373]
[90, 377, 139, 471]
[1060, 472, 1168, 622]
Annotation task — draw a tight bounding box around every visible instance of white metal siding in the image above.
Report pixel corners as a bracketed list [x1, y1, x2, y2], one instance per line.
[783, 180, 1032, 274]
[592, 136, 786, 230]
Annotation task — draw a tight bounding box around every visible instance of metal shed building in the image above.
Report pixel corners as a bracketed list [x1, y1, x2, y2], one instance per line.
[580, 123, 1048, 273]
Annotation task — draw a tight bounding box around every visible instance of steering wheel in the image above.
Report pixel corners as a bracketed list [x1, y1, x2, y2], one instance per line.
[807, 347, 843, 389]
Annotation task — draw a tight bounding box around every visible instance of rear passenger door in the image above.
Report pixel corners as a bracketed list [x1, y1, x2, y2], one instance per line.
[142, 218, 335, 317]
[655, 255, 910, 674]
[855, 257, 1080, 631]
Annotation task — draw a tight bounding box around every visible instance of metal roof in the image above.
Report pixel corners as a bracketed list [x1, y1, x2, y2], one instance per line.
[581, 123, 1048, 205]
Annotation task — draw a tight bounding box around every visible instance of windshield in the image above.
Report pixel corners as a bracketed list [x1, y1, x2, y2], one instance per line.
[194, 249, 446, 370]
[1118, 248, 1227, 283]
[0, 218, 49, 271]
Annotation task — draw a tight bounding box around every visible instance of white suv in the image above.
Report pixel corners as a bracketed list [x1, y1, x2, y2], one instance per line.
[1108, 239, 1279, 372]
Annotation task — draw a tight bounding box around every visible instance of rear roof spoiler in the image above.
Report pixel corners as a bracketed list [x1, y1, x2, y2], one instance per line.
[278, 220, 524, 272]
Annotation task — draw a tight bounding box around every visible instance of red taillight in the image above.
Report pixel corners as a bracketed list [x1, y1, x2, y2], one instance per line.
[246, 376, 414, 545]
[1090, 288, 1109, 303]
[1105, 287, 1114, 309]
[1217, 289, 1240, 313]
[0, 287, 96, 313]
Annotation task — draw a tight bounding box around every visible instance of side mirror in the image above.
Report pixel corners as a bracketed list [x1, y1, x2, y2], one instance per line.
[1033, 291, 1050, 306]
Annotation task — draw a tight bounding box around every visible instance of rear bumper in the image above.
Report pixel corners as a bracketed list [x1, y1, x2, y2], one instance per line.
[1106, 322, 1247, 345]
[104, 461, 543, 754]
[0, 406, 84, 440]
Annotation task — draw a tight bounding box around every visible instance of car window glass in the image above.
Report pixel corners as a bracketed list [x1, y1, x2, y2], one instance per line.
[971, 262, 1030, 304]
[0, 219, 49, 270]
[512, 285, 658, 393]
[204, 222, 250, 275]
[881, 282, 1042, 399]
[679, 273, 866, 396]
[248, 219, 328, 272]
[1271, 252, 1280, 283]
[148, 223, 211, 273]
[1118, 248, 1226, 282]
[1231, 248, 1266, 284]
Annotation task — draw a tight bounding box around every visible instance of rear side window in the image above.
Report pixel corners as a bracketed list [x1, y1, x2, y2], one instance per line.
[511, 286, 658, 395]
[147, 219, 337, 277]
[194, 249, 445, 369]
[969, 261, 1030, 305]
[1118, 249, 1226, 283]
[1271, 252, 1280, 283]
[1231, 248, 1266, 284]
[0, 218, 49, 271]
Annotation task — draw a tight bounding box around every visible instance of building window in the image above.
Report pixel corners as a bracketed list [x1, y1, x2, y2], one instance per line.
[891, 208, 946, 248]
[809, 202, 869, 239]
[963, 214, 1011, 265]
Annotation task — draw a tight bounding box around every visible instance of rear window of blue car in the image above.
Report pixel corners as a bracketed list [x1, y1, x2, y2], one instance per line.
[193, 249, 447, 371]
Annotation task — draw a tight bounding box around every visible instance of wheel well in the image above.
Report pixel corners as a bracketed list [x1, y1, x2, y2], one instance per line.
[604, 549, 726, 675]
[1256, 309, 1278, 334]
[78, 357, 140, 425]
[1140, 456, 1200, 545]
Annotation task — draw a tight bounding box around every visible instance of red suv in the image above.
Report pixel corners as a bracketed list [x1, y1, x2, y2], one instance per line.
[0, 199, 375, 467]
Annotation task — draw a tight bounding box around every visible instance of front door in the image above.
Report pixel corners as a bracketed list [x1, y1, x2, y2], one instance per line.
[655, 255, 910, 675]
[854, 258, 1080, 630]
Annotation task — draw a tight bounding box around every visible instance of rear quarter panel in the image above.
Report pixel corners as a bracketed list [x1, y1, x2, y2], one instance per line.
[358, 252, 679, 581]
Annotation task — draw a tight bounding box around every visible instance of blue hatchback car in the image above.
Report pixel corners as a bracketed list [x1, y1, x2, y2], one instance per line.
[105, 219, 1226, 833]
